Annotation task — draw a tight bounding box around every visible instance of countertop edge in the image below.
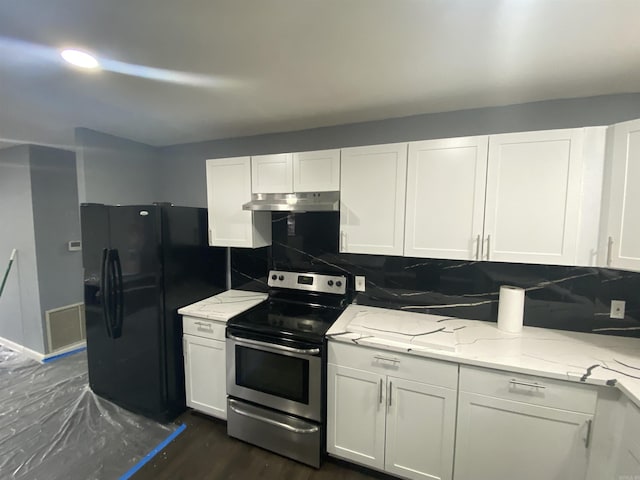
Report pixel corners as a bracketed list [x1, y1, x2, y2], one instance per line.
[327, 304, 640, 409]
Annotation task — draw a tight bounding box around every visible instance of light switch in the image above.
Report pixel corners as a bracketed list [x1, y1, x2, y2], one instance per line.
[355, 276, 366, 292]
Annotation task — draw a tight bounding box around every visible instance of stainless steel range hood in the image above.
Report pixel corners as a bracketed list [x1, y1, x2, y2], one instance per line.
[242, 191, 339, 212]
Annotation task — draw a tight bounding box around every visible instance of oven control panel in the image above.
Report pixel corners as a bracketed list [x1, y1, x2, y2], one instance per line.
[268, 270, 347, 295]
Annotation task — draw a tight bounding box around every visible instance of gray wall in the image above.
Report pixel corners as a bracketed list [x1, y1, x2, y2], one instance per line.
[30, 146, 83, 339]
[158, 93, 640, 207]
[0, 146, 44, 352]
[76, 128, 161, 205]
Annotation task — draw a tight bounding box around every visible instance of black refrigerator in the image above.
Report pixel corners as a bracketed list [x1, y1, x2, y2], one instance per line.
[81, 203, 226, 422]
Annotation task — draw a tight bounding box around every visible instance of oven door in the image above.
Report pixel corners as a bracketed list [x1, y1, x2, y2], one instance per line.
[226, 331, 322, 422]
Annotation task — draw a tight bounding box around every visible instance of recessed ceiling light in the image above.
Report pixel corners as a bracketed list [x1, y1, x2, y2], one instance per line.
[60, 49, 99, 69]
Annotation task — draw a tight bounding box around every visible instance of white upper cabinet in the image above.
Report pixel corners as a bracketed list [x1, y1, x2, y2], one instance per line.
[340, 143, 408, 256]
[405, 136, 488, 260]
[251, 153, 294, 193]
[293, 149, 341, 192]
[251, 149, 340, 194]
[206, 157, 271, 248]
[484, 128, 585, 265]
[600, 118, 640, 271]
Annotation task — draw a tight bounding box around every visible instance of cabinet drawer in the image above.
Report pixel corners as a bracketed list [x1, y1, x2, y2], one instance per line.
[183, 316, 226, 341]
[459, 365, 597, 414]
[328, 341, 457, 389]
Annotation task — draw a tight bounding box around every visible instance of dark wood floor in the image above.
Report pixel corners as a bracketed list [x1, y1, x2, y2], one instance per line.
[132, 410, 394, 480]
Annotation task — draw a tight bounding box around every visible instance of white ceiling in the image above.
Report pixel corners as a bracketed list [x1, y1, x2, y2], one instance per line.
[1, 0, 639, 150]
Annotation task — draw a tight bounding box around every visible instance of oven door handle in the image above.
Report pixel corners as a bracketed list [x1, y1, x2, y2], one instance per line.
[228, 399, 319, 434]
[227, 333, 320, 355]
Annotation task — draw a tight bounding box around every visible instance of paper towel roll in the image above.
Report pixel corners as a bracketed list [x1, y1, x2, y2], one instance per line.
[497, 285, 525, 333]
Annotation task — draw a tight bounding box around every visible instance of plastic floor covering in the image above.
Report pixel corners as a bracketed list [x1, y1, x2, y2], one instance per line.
[0, 345, 176, 480]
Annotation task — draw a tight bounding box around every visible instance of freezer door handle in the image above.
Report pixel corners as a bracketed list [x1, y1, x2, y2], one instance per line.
[111, 249, 124, 339]
[100, 248, 113, 338]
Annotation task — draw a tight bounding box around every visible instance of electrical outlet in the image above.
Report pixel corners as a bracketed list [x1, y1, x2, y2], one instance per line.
[610, 300, 626, 319]
[355, 276, 366, 292]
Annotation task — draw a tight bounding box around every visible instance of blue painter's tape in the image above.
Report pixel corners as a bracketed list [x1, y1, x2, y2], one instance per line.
[119, 423, 187, 480]
[42, 346, 87, 363]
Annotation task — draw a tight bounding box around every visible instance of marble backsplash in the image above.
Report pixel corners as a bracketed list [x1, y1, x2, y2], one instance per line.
[231, 212, 640, 337]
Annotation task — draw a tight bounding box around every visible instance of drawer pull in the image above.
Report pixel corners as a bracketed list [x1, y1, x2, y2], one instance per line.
[195, 321, 213, 328]
[509, 379, 546, 390]
[374, 355, 400, 364]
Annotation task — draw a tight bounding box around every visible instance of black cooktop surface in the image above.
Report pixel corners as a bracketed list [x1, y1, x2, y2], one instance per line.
[227, 296, 346, 344]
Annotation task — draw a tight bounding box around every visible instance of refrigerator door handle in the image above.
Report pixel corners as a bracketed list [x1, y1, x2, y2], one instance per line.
[111, 249, 124, 339]
[101, 248, 114, 338]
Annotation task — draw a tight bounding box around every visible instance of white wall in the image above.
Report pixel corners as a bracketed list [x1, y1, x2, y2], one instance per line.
[0, 146, 44, 353]
[75, 128, 161, 205]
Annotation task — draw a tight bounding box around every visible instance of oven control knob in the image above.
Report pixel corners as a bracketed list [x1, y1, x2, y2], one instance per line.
[271, 274, 277, 280]
[328, 280, 334, 286]
[336, 281, 343, 287]
[278, 275, 284, 281]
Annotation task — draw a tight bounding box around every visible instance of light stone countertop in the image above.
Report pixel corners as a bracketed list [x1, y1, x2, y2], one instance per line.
[178, 289, 267, 322]
[327, 304, 640, 407]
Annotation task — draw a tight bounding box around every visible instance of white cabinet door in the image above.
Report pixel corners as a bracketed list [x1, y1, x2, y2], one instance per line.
[484, 129, 584, 265]
[602, 118, 640, 271]
[183, 335, 227, 419]
[293, 149, 340, 192]
[340, 143, 407, 256]
[454, 392, 592, 480]
[327, 364, 386, 470]
[206, 157, 271, 248]
[615, 399, 640, 478]
[405, 137, 488, 260]
[385, 377, 456, 480]
[617, 439, 640, 478]
[251, 153, 293, 193]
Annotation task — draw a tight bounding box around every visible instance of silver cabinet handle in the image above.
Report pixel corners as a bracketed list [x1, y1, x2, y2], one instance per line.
[486, 234, 491, 261]
[340, 231, 347, 252]
[509, 379, 546, 390]
[228, 333, 320, 355]
[607, 236, 613, 267]
[379, 379, 383, 405]
[208, 229, 212, 244]
[475, 234, 481, 260]
[388, 381, 393, 407]
[194, 321, 212, 328]
[584, 419, 593, 448]
[228, 399, 319, 434]
[374, 355, 400, 364]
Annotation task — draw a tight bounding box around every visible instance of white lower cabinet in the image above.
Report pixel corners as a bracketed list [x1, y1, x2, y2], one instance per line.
[327, 364, 386, 469]
[615, 399, 640, 478]
[182, 316, 227, 419]
[385, 377, 457, 480]
[327, 342, 457, 480]
[454, 366, 596, 480]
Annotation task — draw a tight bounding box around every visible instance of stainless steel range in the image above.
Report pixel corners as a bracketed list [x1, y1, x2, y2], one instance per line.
[226, 270, 349, 468]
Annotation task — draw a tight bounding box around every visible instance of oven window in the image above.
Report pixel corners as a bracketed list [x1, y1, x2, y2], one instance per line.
[235, 346, 309, 404]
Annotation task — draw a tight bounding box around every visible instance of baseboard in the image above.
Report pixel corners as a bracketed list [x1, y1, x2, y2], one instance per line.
[0, 335, 45, 362]
[0, 335, 86, 363]
[42, 341, 87, 362]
